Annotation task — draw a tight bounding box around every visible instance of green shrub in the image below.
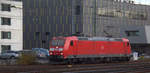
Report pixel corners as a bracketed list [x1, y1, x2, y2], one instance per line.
[17, 54, 36, 65]
[138, 56, 144, 60]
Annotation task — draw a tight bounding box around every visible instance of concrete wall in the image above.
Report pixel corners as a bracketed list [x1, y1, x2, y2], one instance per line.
[120, 25, 147, 43]
[0, 0, 23, 52]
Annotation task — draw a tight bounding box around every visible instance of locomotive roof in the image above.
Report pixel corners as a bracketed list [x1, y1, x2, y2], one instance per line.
[77, 37, 123, 41]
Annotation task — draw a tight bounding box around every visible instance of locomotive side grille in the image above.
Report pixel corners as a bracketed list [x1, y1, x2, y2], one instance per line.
[78, 37, 123, 41]
[78, 38, 88, 40]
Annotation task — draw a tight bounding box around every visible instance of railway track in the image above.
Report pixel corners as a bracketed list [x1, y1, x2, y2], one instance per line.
[0, 61, 149, 73]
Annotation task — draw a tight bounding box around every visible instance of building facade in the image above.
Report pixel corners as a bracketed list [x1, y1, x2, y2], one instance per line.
[23, 0, 150, 54]
[82, 0, 150, 54]
[0, 0, 23, 53]
[23, 0, 83, 49]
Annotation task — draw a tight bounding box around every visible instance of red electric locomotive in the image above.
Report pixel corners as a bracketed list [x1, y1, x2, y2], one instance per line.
[49, 36, 132, 63]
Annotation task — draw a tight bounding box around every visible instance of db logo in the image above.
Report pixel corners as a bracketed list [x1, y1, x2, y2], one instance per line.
[101, 46, 104, 50]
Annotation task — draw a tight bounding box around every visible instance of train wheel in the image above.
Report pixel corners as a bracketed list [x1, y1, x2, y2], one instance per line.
[67, 59, 72, 65]
[126, 57, 130, 61]
[72, 59, 77, 64]
[106, 58, 110, 63]
[121, 57, 128, 62]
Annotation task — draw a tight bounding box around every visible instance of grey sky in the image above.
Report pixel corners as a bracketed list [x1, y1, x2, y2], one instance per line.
[134, 0, 150, 5]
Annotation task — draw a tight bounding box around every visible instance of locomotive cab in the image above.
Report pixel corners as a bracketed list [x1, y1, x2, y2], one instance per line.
[49, 36, 78, 61]
[49, 39, 65, 61]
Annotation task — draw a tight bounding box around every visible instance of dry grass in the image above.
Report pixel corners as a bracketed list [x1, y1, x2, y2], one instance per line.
[17, 54, 36, 65]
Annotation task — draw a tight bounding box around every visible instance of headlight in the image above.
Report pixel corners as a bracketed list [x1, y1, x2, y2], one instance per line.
[50, 48, 54, 51]
[59, 48, 63, 51]
[50, 52, 53, 55]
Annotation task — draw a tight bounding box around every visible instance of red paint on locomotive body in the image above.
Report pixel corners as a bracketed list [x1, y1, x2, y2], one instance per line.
[49, 36, 132, 60]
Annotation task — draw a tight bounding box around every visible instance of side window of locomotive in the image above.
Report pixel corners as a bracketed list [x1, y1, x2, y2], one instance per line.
[127, 42, 130, 46]
[51, 40, 58, 46]
[70, 41, 73, 46]
[58, 40, 65, 46]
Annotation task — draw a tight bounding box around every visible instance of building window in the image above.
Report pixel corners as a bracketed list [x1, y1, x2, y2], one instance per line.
[129, 12, 147, 20]
[1, 31, 11, 39]
[75, 5, 80, 15]
[46, 32, 50, 36]
[42, 40, 46, 44]
[125, 31, 139, 37]
[1, 4, 11, 11]
[35, 32, 40, 36]
[97, 8, 115, 17]
[1, 17, 11, 25]
[12, 0, 22, 1]
[1, 45, 11, 52]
